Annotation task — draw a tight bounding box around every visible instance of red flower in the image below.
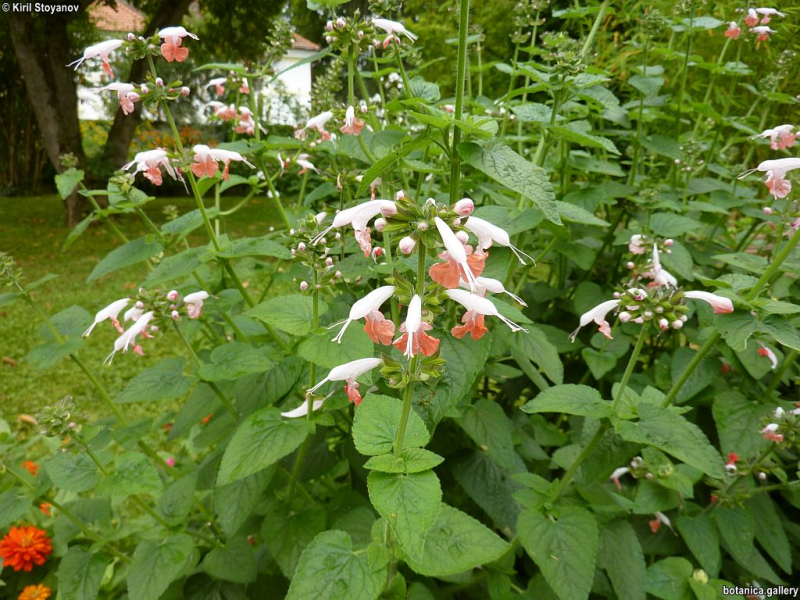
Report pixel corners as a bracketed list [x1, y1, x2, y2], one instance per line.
[451, 310, 488, 341]
[38, 503, 51, 517]
[21, 461, 39, 477]
[0, 526, 52, 572]
[429, 248, 486, 289]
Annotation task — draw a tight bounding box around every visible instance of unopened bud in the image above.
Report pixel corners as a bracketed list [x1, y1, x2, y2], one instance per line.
[155, 77, 164, 86]
[374, 218, 387, 232]
[335, 271, 342, 278]
[658, 318, 669, 331]
[127, 32, 136, 41]
[325, 257, 334, 267]
[763, 207, 773, 215]
[626, 261, 635, 269]
[171, 310, 180, 320]
[672, 320, 683, 329]
[664, 239, 674, 246]
[128, 92, 140, 103]
[300, 281, 309, 291]
[140, 84, 149, 94]
[417, 221, 428, 231]
[692, 570, 708, 585]
[167, 290, 179, 301]
[399, 236, 416, 254]
[619, 311, 631, 323]
[455, 231, 469, 244]
[454, 198, 475, 216]
[336, 17, 346, 28]
[181, 86, 190, 97]
[297, 242, 307, 252]
[326, 20, 334, 31]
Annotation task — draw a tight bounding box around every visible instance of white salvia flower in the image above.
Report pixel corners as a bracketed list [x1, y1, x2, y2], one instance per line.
[124, 303, 144, 323]
[572, 299, 620, 341]
[463, 215, 533, 264]
[460, 276, 527, 306]
[758, 344, 779, 370]
[610, 467, 630, 490]
[184, 291, 209, 319]
[651, 244, 677, 288]
[158, 26, 199, 42]
[755, 7, 785, 18]
[750, 25, 776, 38]
[315, 212, 328, 224]
[628, 234, 646, 255]
[774, 406, 785, 419]
[104, 311, 154, 365]
[446, 289, 528, 332]
[84, 298, 130, 337]
[304, 110, 334, 132]
[402, 295, 423, 358]
[306, 357, 383, 399]
[653, 511, 673, 531]
[191, 144, 254, 180]
[330, 286, 395, 343]
[121, 148, 178, 186]
[434, 217, 480, 292]
[755, 124, 796, 150]
[281, 398, 326, 418]
[67, 39, 124, 76]
[372, 18, 418, 41]
[206, 77, 227, 96]
[99, 83, 140, 115]
[683, 291, 734, 314]
[311, 199, 396, 246]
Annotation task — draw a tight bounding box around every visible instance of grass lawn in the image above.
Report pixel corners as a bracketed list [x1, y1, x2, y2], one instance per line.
[0, 193, 281, 420]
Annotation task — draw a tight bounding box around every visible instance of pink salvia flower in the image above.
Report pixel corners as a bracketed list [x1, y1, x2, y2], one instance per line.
[683, 291, 734, 314]
[100, 83, 140, 116]
[757, 343, 778, 369]
[446, 289, 528, 334]
[393, 295, 439, 358]
[750, 25, 776, 42]
[460, 276, 527, 306]
[304, 357, 384, 408]
[191, 144, 254, 180]
[104, 311, 154, 364]
[650, 244, 677, 288]
[757, 124, 796, 150]
[572, 299, 621, 341]
[67, 39, 123, 77]
[340, 106, 364, 135]
[297, 157, 319, 175]
[329, 285, 395, 343]
[755, 7, 785, 23]
[121, 148, 178, 186]
[463, 215, 533, 264]
[206, 77, 227, 97]
[302, 110, 334, 140]
[724, 21, 741, 39]
[435, 217, 480, 292]
[762, 423, 783, 443]
[158, 26, 198, 63]
[745, 8, 760, 27]
[184, 291, 209, 319]
[310, 199, 396, 247]
[628, 234, 647, 255]
[84, 298, 130, 337]
[372, 18, 418, 42]
[609, 467, 630, 491]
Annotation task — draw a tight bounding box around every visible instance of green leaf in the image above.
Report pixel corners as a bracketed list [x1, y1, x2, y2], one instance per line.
[199, 342, 273, 382]
[27, 337, 83, 370]
[458, 399, 523, 472]
[581, 347, 617, 379]
[87, 236, 162, 282]
[451, 451, 522, 530]
[650, 214, 701, 238]
[645, 557, 693, 600]
[157, 473, 198, 527]
[263, 499, 327, 578]
[286, 530, 384, 600]
[549, 124, 619, 155]
[352, 394, 429, 456]
[247, 294, 329, 336]
[675, 515, 720, 577]
[556, 201, 610, 227]
[128, 535, 196, 600]
[214, 467, 274, 537]
[522, 384, 613, 418]
[217, 407, 310, 485]
[58, 546, 110, 600]
[56, 168, 85, 199]
[597, 520, 647, 600]
[511, 103, 555, 123]
[297, 327, 374, 370]
[713, 252, 768, 275]
[367, 470, 442, 560]
[116, 357, 194, 403]
[201, 537, 256, 584]
[64, 213, 94, 250]
[629, 75, 664, 97]
[357, 136, 433, 197]
[518, 507, 599, 600]
[711, 506, 755, 568]
[614, 404, 726, 478]
[45, 453, 101, 493]
[95, 453, 162, 497]
[408, 75, 441, 102]
[161, 208, 220, 237]
[458, 142, 560, 224]
[143, 247, 208, 286]
[712, 391, 769, 458]
[363, 448, 444, 474]
[0, 490, 30, 528]
[513, 327, 564, 384]
[216, 237, 292, 260]
[747, 494, 792, 574]
[405, 504, 509, 577]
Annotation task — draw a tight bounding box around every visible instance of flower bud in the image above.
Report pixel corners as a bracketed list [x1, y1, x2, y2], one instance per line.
[300, 281, 309, 291]
[395, 190, 406, 201]
[417, 221, 428, 231]
[454, 198, 474, 216]
[335, 270, 342, 278]
[619, 311, 631, 323]
[167, 290, 179, 301]
[336, 17, 346, 28]
[128, 92, 140, 103]
[613, 292, 621, 299]
[358, 30, 364, 39]
[692, 570, 708, 585]
[325, 35, 332, 43]
[399, 236, 416, 254]
[626, 261, 635, 269]
[171, 310, 180, 320]
[297, 242, 307, 252]
[156, 77, 164, 86]
[326, 20, 334, 31]
[763, 207, 773, 215]
[758, 471, 767, 482]
[141, 84, 149, 94]
[374, 217, 387, 232]
[658, 318, 669, 331]
[181, 86, 190, 97]
[325, 257, 334, 267]
[127, 32, 136, 41]
[672, 320, 683, 329]
[359, 100, 368, 114]
[455, 231, 469, 244]
[664, 239, 674, 246]
[135, 301, 144, 309]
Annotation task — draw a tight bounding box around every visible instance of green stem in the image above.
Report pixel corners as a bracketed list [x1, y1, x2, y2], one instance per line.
[611, 324, 649, 414]
[673, 0, 695, 138]
[628, 36, 650, 185]
[449, 0, 470, 204]
[579, 0, 611, 59]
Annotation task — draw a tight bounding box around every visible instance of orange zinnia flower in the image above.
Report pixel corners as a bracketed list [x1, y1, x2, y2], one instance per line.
[39, 503, 52, 517]
[0, 525, 52, 571]
[21, 461, 39, 477]
[19, 584, 51, 600]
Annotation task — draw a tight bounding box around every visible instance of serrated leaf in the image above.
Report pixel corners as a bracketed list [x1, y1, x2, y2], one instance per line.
[353, 393, 429, 456]
[263, 499, 327, 577]
[597, 520, 647, 600]
[128, 535, 195, 600]
[64, 213, 94, 250]
[199, 342, 272, 382]
[513, 327, 564, 384]
[0, 490, 30, 528]
[747, 494, 792, 574]
[451, 451, 522, 531]
[58, 546, 110, 600]
[550, 124, 619, 155]
[518, 507, 599, 600]
[368, 470, 442, 560]
[201, 537, 256, 584]
[363, 448, 444, 474]
[614, 404, 725, 478]
[645, 557, 693, 600]
[458, 399, 522, 472]
[675, 515, 720, 577]
[157, 473, 198, 527]
[297, 327, 374, 370]
[247, 294, 329, 336]
[45, 453, 101, 493]
[405, 504, 509, 577]
[216, 237, 291, 260]
[217, 408, 310, 485]
[214, 467, 274, 537]
[458, 142, 560, 224]
[285, 530, 383, 600]
[143, 246, 208, 286]
[87, 237, 162, 282]
[95, 452, 162, 497]
[712, 391, 770, 458]
[522, 384, 612, 418]
[56, 168, 85, 199]
[116, 357, 194, 403]
[357, 136, 433, 197]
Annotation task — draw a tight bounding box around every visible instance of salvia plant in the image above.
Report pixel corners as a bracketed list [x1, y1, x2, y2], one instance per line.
[2, 0, 800, 599]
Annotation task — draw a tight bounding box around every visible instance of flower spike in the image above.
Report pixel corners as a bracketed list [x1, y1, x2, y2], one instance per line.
[330, 285, 395, 343]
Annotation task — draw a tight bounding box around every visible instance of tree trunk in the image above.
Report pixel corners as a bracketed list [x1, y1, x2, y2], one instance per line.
[102, 0, 194, 168]
[7, 12, 89, 226]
